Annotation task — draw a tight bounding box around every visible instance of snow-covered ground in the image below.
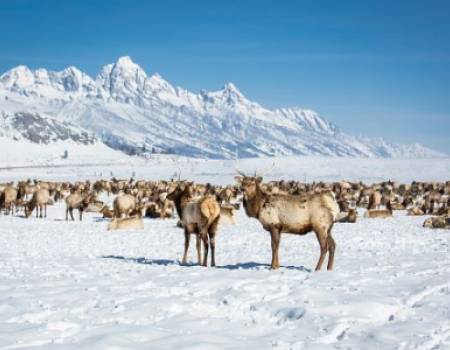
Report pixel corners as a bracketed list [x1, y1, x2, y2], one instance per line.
[1, 158, 449, 349]
[1, 203, 449, 349]
[1, 155, 449, 184]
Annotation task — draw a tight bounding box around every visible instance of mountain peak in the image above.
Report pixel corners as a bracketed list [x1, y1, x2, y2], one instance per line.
[114, 56, 142, 71]
[223, 82, 243, 96]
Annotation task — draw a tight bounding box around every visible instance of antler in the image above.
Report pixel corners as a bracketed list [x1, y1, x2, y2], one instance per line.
[255, 162, 275, 177]
[234, 158, 247, 177]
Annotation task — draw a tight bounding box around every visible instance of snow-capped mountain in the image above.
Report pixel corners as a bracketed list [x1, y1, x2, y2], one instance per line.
[0, 56, 445, 159]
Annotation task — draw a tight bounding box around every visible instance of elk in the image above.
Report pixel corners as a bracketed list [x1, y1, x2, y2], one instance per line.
[108, 211, 144, 231]
[336, 208, 357, 223]
[364, 202, 393, 218]
[407, 207, 424, 216]
[1, 186, 18, 215]
[236, 174, 339, 271]
[219, 203, 239, 225]
[423, 216, 450, 229]
[100, 206, 114, 218]
[25, 189, 50, 218]
[167, 183, 221, 267]
[368, 191, 382, 210]
[65, 192, 91, 221]
[113, 194, 137, 218]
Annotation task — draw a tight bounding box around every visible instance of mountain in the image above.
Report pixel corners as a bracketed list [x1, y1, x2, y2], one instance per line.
[0, 56, 445, 159]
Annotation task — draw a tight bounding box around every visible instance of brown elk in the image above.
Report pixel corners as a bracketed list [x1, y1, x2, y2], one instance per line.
[1, 186, 18, 215]
[364, 202, 393, 218]
[423, 216, 450, 229]
[65, 192, 91, 221]
[167, 183, 221, 267]
[25, 189, 50, 218]
[108, 210, 144, 230]
[236, 174, 339, 271]
[336, 208, 357, 223]
[100, 206, 114, 218]
[113, 194, 137, 218]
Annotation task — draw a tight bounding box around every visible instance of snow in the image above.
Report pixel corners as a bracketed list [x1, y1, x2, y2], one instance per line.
[0, 158, 449, 348]
[1, 155, 449, 185]
[1, 201, 449, 349]
[0, 56, 446, 159]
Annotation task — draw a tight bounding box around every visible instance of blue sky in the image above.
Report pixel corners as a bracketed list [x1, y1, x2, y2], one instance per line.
[1, 0, 449, 153]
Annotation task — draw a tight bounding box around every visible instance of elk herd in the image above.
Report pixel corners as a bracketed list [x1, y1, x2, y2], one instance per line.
[0, 176, 449, 271]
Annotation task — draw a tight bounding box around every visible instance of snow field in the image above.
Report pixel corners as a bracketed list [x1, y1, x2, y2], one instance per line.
[1, 202, 449, 349]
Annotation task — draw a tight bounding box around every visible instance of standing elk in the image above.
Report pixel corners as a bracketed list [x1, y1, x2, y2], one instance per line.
[167, 183, 221, 267]
[65, 192, 91, 221]
[25, 189, 50, 218]
[1, 186, 18, 215]
[113, 194, 137, 218]
[236, 174, 340, 271]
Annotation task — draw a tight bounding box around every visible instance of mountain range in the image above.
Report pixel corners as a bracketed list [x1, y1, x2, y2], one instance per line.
[0, 56, 445, 159]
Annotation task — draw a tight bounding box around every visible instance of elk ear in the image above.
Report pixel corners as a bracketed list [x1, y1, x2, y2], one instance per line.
[234, 176, 243, 184]
[256, 176, 263, 184]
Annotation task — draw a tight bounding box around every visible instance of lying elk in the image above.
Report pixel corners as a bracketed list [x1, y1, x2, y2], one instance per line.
[423, 216, 450, 229]
[364, 202, 393, 219]
[236, 174, 339, 271]
[25, 189, 50, 218]
[108, 211, 144, 231]
[167, 183, 221, 267]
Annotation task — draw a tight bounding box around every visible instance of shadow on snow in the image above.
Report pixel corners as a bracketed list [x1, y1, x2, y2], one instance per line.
[101, 255, 311, 272]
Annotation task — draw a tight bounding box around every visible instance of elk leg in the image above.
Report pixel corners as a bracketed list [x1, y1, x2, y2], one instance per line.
[79, 209, 83, 221]
[270, 228, 281, 269]
[315, 229, 329, 271]
[209, 231, 216, 267]
[65, 207, 69, 221]
[182, 228, 190, 264]
[327, 233, 336, 271]
[69, 208, 75, 221]
[208, 217, 220, 267]
[45, 204, 47, 218]
[201, 233, 209, 267]
[195, 234, 201, 264]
